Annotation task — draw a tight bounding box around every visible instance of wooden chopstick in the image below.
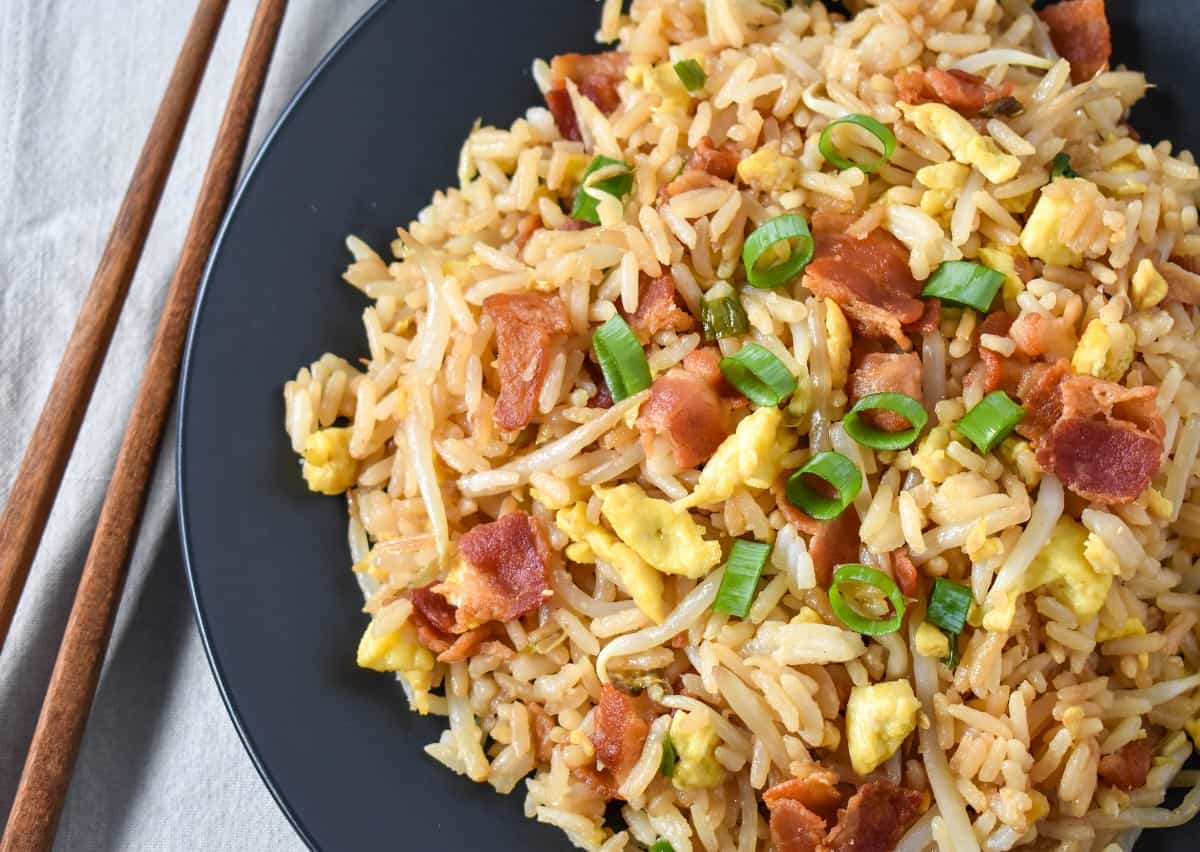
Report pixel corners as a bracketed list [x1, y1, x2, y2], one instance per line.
[0, 0, 230, 654]
[0, 2, 288, 849]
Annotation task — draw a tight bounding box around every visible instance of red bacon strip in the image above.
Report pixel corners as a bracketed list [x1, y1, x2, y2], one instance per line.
[483, 292, 570, 431]
[625, 272, 696, 343]
[894, 67, 1015, 117]
[1039, 0, 1112, 84]
[589, 684, 655, 793]
[847, 352, 924, 432]
[549, 51, 628, 115]
[825, 781, 926, 852]
[686, 136, 740, 181]
[769, 799, 827, 852]
[545, 87, 581, 141]
[890, 548, 920, 599]
[1098, 740, 1153, 791]
[804, 213, 926, 350]
[637, 347, 739, 469]
[764, 765, 846, 823]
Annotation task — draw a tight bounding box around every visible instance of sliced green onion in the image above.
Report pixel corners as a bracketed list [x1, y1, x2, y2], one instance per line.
[742, 214, 814, 289]
[921, 260, 1005, 313]
[829, 564, 906, 635]
[593, 315, 652, 401]
[713, 539, 773, 618]
[660, 735, 678, 777]
[673, 59, 706, 92]
[784, 451, 862, 521]
[719, 343, 797, 406]
[650, 841, 676, 852]
[818, 114, 896, 173]
[843, 392, 929, 451]
[957, 390, 1024, 453]
[701, 285, 749, 340]
[927, 578, 972, 635]
[944, 632, 961, 669]
[571, 155, 634, 225]
[1051, 152, 1079, 179]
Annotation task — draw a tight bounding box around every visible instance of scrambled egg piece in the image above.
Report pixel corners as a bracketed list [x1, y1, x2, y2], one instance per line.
[1132, 258, 1169, 310]
[911, 424, 959, 485]
[356, 621, 436, 713]
[1097, 618, 1149, 669]
[914, 622, 951, 658]
[669, 711, 726, 789]
[1072, 319, 1136, 382]
[916, 161, 969, 223]
[1146, 488, 1174, 521]
[598, 484, 721, 578]
[302, 427, 359, 495]
[1084, 532, 1121, 577]
[900, 103, 1020, 184]
[1024, 518, 1113, 620]
[737, 147, 803, 193]
[1185, 719, 1200, 751]
[997, 437, 1041, 487]
[557, 503, 666, 623]
[825, 299, 851, 390]
[632, 62, 691, 114]
[1019, 179, 1084, 266]
[978, 245, 1026, 311]
[676, 407, 797, 509]
[846, 680, 922, 776]
[792, 606, 825, 625]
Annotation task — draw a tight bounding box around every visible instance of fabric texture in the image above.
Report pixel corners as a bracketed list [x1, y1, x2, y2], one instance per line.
[0, 1, 376, 848]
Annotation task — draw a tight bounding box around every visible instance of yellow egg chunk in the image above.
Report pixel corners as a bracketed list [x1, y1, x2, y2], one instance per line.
[978, 245, 1026, 308]
[669, 710, 726, 789]
[598, 484, 721, 578]
[1072, 319, 1135, 382]
[556, 503, 666, 623]
[676, 407, 796, 509]
[1019, 181, 1085, 267]
[1131, 258, 1169, 310]
[1185, 719, 1200, 751]
[900, 103, 1020, 183]
[846, 680, 921, 776]
[737, 147, 803, 193]
[356, 621, 436, 713]
[1023, 517, 1113, 621]
[302, 427, 360, 495]
[824, 299, 852, 390]
[914, 622, 951, 658]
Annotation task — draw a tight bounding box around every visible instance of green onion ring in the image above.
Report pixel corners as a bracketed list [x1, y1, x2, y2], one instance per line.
[741, 214, 814, 289]
[828, 564, 906, 635]
[818, 114, 896, 173]
[843, 392, 929, 451]
[784, 450, 862, 520]
[718, 343, 797, 407]
[592, 315, 651, 401]
[920, 260, 1006, 313]
[956, 390, 1024, 453]
[713, 539, 773, 618]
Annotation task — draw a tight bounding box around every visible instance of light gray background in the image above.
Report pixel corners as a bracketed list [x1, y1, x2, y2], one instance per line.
[0, 1, 376, 848]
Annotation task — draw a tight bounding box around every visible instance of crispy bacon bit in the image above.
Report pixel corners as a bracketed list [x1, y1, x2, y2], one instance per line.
[906, 297, 941, 336]
[437, 625, 497, 663]
[1012, 359, 1072, 439]
[769, 799, 827, 852]
[591, 683, 655, 789]
[1039, 0, 1112, 84]
[687, 136, 740, 181]
[585, 360, 614, 409]
[409, 586, 457, 652]
[894, 68, 1015, 117]
[439, 512, 553, 630]
[809, 505, 862, 588]
[890, 548, 920, 598]
[1009, 311, 1077, 360]
[764, 765, 846, 822]
[804, 213, 925, 350]
[528, 703, 558, 763]
[662, 168, 727, 200]
[825, 781, 926, 852]
[1059, 375, 1164, 439]
[626, 272, 696, 342]
[1098, 740, 1153, 791]
[978, 310, 1014, 340]
[1161, 259, 1200, 305]
[483, 292, 570, 431]
[515, 213, 541, 252]
[545, 87, 581, 141]
[637, 347, 739, 469]
[848, 352, 924, 432]
[550, 51, 628, 115]
[774, 478, 823, 536]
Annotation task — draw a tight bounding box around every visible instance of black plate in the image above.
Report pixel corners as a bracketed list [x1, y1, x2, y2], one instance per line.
[178, 2, 1198, 849]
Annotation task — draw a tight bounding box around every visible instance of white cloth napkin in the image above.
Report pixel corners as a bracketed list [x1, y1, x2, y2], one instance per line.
[0, 1, 375, 848]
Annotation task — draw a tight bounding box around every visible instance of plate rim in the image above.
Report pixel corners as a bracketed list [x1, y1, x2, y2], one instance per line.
[175, 2, 390, 849]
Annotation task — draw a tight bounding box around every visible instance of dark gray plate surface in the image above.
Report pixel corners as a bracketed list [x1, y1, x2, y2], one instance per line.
[178, 1, 1197, 849]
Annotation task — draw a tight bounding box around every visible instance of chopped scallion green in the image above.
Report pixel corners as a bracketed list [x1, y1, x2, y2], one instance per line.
[927, 578, 972, 635]
[719, 343, 797, 406]
[784, 451, 862, 521]
[818, 114, 896, 173]
[920, 260, 1005, 313]
[660, 735, 678, 777]
[741, 214, 814, 289]
[828, 564, 906, 635]
[843, 392, 928, 450]
[571, 155, 634, 225]
[593, 315, 651, 401]
[650, 841, 676, 852]
[713, 540, 773, 618]
[673, 59, 706, 92]
[701, 284, 749, 340]
[1051, 152, 1079, 179]
[957, 390, 1024, 453]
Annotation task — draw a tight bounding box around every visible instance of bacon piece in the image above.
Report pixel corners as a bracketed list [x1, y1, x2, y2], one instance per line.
[906, 296, 941, 336]
[528, 703, 558, 763]
[1009, 311, 1077, 360]
[437, 625, 498, 663]
[978, 310, 1014, 340]
[483, 292, 570, 431]
[1059, 375, 1164, 439]
[409, 586, 457, 652]
[825, 781, 926, 852]
[890, 548, 919, 598]
[559, 216, 594, 231]
[550, 51, 628, 114]
[626, 272, 696, 342]
[809, 505, 862, 588]
[545, 87, 581, 141]
[584, 360, 614, 409]
[662, 168, 727, 199]
[774, 478, 823, 536]
[847, 352, 924, 432]
[1038, 422, 1163, 506]
[1039, 0, 1112, 84]
[591, 683, 655, 789]
[1161, 259, 1200, 306]
[439, 512, 553, 630]
[687, 136, 740, 181]
[768, 799, 827, 852]
[894, 68, 1016, 117]
[637, 348, 737, 469]
[515, 213, 541, 252]
[764, 765, 846, 822]
[1013, 359, 1072, 440]
[1098, 740, 1153, 791]
[804, 213, 925, 350]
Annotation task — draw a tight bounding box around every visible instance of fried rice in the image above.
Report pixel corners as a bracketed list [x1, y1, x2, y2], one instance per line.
[281, 1, 1200, 849]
